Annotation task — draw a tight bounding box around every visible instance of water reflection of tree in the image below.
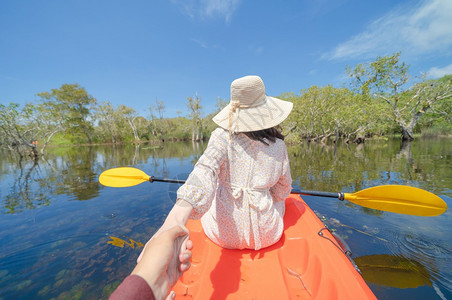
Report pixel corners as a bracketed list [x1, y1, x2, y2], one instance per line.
[289, 138, 451, 196]
[2, 161, 52, 213]
[3, 138, 448, 213]
[43, 146, 100, 201]
[148, 146, 168, 178]
[288, 142, 379, 193]
[354, 254, 433, 289]
[288, 138, 451, 216]
[1, 146, 102, 213]
[191, 140, 204, 165]
[390, 138, 451, 195]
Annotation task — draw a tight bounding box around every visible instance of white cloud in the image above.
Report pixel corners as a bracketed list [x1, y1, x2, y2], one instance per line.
[427, 64, 452, 78]
[190, 38, 224, 50]
[191, 38, 208, 48]
[324, 0, 452, 60]
[172, 0, 241, 23]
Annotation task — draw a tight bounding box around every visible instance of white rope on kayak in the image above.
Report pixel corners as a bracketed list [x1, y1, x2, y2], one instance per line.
[287, 267, 312, 296]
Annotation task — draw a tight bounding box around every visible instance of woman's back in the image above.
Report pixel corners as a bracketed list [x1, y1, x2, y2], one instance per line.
[191, 128, 292, 250]
[227, 129, 288, 190]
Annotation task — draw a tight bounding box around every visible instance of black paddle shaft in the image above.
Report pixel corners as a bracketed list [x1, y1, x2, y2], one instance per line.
[147, 176, 345, 200]
[149, 176, 186, 184]
[292, 189, 345, 201]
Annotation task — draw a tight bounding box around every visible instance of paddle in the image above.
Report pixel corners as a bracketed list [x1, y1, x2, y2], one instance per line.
[99, 167, 447, 217]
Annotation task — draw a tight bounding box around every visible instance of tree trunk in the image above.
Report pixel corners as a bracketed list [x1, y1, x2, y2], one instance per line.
[334, 124, 339, 144]
[82, 126, 93, 144]
[192, 120, 200, 141]
[29, 145, 39, 161]
[195, 122, 199, 141]
[109, 128, 116, 144]
[354, 128, 366, 144]
[398, 117, 414, 141]
[41, 129, 60, 156]
[401, 127, 414, 141]
[199, 120, 204, 141]
[127, 118, 140, 142]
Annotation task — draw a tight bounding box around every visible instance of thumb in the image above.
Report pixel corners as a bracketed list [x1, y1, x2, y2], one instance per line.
[136, 246, 145, 263]
[164, 225, 189, 241]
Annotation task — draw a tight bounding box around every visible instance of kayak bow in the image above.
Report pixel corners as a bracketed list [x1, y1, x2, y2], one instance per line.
[173, 194, 377, 299]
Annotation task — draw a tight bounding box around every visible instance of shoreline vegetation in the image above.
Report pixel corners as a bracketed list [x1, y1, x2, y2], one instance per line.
[35, 132, 452, 148]
[1, 53, 451, 161]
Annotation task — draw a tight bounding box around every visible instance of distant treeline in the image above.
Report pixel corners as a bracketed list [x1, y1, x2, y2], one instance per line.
[1, 52, 451, 161]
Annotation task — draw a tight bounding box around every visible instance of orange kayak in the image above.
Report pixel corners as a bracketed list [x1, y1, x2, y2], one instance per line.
[173, 194, 376, 299]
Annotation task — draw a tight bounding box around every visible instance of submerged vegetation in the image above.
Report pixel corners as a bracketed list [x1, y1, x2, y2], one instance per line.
[1, 53, 450, 160]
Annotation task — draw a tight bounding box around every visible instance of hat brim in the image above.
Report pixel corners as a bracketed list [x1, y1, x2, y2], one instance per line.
[212, 96, 293, 132]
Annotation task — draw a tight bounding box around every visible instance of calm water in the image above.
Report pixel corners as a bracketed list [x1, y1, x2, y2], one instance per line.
[0, 138, 451, 299]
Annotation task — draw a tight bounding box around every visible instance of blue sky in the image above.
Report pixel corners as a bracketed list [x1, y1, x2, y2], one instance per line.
[1, 0, 451, 118]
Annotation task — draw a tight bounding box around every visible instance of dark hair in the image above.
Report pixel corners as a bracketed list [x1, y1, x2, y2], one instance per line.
[243, 126, 285, 145]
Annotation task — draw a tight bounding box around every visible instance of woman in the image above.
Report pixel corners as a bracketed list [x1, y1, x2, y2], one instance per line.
[154, 75, 293, 250]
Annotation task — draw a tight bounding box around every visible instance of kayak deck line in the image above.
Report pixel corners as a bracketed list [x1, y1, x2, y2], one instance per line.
[287, 267, 312, 296]
[173, 194, 377, 299]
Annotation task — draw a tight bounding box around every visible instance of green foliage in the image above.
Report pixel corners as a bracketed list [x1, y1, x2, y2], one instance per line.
[94, 102, 142, 143]
[281, 85, 392, 143]
[157, 117, 193, 141]
[347, 53, 452, 140]
[37, 84, 97, 144]
[46, 133, 74, 145]
[416, 75, 452, 135]
[1, 56, 450, 156]
[0, 102, 41, 159]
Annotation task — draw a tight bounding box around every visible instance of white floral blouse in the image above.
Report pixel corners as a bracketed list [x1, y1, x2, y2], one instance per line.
[177, 128, 292, 250]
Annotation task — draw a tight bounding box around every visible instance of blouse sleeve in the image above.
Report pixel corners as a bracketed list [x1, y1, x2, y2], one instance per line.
[177, 128, 228, 219]
[270, 144, 292, 202]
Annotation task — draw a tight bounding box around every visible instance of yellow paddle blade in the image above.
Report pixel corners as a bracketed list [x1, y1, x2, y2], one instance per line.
[99, 167, 150, 187]
[354, 254, 432, 289]
[344, 185, 447, 217]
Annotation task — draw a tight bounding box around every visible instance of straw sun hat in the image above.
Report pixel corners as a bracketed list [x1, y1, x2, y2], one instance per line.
[213, 75, 293, 133]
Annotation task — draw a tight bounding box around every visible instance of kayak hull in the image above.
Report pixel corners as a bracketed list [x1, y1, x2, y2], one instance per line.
[173, 194, 376, 299]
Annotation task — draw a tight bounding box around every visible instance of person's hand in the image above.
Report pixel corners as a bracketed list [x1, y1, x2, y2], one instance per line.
[132, 226, 193, 300]
[136, 223, 192, 270]
[137, 199, 193, 268]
